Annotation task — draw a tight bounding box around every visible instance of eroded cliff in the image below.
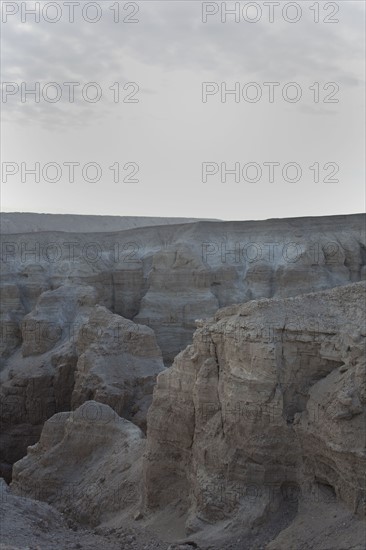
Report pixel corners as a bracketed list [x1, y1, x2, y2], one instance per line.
[143, 282, 366, 547]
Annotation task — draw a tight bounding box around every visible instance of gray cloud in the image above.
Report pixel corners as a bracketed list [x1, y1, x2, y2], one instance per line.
[1, 1, 364, 220]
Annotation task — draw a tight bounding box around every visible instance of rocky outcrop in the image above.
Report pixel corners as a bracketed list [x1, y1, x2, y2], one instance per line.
[0, 283, 24, 362]
[7, 282, 366, 548]
[143, 282, 366, 545]
[11, 401, 145, 526]
[20, 283, 98, 357]
[1, 213, 365, 488]
[72, 305, 164, 430]
[1, 214, 365, 364]
[0, 284, 96, 466]
[0, 285, 164, 468]
[134, 244, 221, 363]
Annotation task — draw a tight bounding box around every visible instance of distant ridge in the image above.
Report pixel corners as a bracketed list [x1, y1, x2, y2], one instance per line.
[0, 212, 220, 234]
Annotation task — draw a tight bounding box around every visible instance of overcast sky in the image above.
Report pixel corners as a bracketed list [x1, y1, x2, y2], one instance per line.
[1, 0, 365, 220]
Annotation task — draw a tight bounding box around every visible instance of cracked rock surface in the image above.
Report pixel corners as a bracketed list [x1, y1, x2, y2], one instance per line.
[143, 282, 366, 548]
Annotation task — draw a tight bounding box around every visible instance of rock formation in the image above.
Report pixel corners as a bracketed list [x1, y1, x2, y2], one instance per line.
[134, 244, 221, 363]
[1, 213, 365, 473]
[11, 401, 145, 526]
[143, 282, 366, 547]
[9, 280, 366, 548]
[1, 214, 365, 365]
[0, 284, 164, 469]
[1, 214, 366, 548]
[0, 284, 95, 466]
[71, 305, 164, 431]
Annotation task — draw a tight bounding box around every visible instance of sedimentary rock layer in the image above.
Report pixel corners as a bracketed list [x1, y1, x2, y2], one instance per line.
[10, 282, 366, 548]
[0, 284, 164, 466]
[2, 214, 365, 364]
[1, 214, 365, 475]
[143, 282, 366, 541]
[11, 401, 145, 526]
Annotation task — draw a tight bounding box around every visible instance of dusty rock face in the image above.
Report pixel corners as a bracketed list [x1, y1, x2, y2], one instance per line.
[295, 355, 366, 515]
[1, 213, 366, 542]
[143, 282, 366, 542]
[6, 280, 366, 548]
[71, 305, 165, 431]
[21, 283, 98, 357]
[0, 283, 24, 362]
[0, 285, 164, 467]
[0, 284, 96, 466]
[134, 244, 221, 363]
[11, 401, 145, 526]
[1, 214, 365, 364]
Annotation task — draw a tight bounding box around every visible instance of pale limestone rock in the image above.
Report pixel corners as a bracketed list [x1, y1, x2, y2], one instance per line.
[1, 214, 365, 363]
[11, 401, 145, 526]
[143, 282, 366, 542]
[21, 284, 97, 357]
[0, 284, 97, 465]
[134, 244, 220, 363]
[7, 282, 366, 548]
[71, 305, 165, 431]
[0, 283, 24, 362]
[1, 285, 163, 467]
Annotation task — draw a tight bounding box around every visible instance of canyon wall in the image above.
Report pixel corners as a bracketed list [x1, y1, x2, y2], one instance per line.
[1, 214, 365, 476]
[10, 282, 366, 549]
[143, 282, 366, 541]
[2, 214, 365, 364]
[0, 283, 164, 471]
